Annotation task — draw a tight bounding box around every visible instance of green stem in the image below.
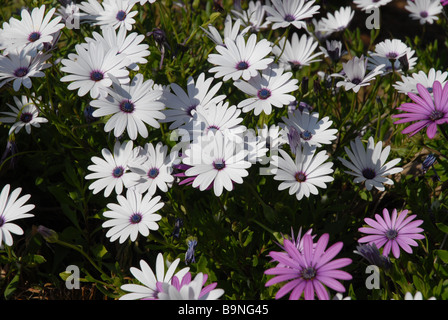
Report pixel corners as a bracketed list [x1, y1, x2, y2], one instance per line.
[55, 239, 110, 281]
[438, 124, 448, 143]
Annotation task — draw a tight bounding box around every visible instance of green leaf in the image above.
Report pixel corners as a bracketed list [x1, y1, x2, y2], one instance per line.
[436, 223, 448, 235]
[22, 254, 47, 267]
[4, 273, 20, 300]
[435, 250, 448, 263]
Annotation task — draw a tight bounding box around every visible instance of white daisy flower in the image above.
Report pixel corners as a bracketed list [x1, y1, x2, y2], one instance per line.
[0, 49, 51, 91]
[102, 189, 163, 243]
[84, 26, 150, 71]
[405, 0, 442, 24]
[90, 74, 165, 140]
[353, 0, 393, 11]
[234, 64, 299, 115]
[371, 39, 410, 61]
[0, 5, 64, 56]
[183, 131, 251, 197]
[338, 136, 403, 191]
[85, 140, 141, 197]
[157, 272, 224, 300]
[161, 72, 226, 130]
[207, 34, 273, 81]
[404, 291, 436, 300]
[95, 0, 138, 31]
[333, 55, 384, 93]
[132, 0, 157, 5]
[231, 0, 271, 32]
[272, 144, 334, 201]
[243, 128, 268, 164]
[272, 33, 322, 71]
[78, 0, 105, 23]
[182, 101, 247, 142]
[309, 17, 331, 41]
[0, 95, 48, 135]
[263, 0, 320, 30]
[256, 124, 288, 169]
[367, 48, 417, 74]
[57, 1, 82, 29]
[120, 253, 190, 300]
[319, 6, 355, 34]
[129, 142, 177, 195]
[319, 40, 347, 63]
[60, 41, 130, 99]
[281, 110, 338, 148]
[0, 184, 35, 247]
[393, 68, 448, 94]
[201, 15, 250, 47]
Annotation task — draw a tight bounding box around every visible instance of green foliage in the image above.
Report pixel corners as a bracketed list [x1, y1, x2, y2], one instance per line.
[1, 0, 448, 301]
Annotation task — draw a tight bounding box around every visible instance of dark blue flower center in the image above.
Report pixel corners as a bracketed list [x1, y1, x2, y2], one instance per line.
[90, 70, 104, 82]
[295, 171, 306, 182]
[116, 10, 127, 21]
[186, 105, 197, 117]
[362, 168, 376, 180]
[386, 52, 399, 59]
[130, 213, 142, 224]
[351, 77, 362, 85]
[301, 267, 316, 280]
[429, 110, 444, 121]
[28, 31, 41, 42]
[148, 167, 159, 179]
[257, 88, 271, 100]
[427, 87, 433, 93]
[213, 160, 225, 170]
[20, 112, 33, 123]
[300, 130, 313, 141]
[14, 67, 29, 78]
[207, 125, 220, 133]
[420, 11, 428, 18]
[284, 14, 295, 22]
[119, 100, 135, 113]
[385, 229, 398, 240]
[112, 166, 124, 178]
[236, 61, 249, 70]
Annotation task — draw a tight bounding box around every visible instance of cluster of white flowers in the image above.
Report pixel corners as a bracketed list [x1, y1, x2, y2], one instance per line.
[2, 0, 446, 301]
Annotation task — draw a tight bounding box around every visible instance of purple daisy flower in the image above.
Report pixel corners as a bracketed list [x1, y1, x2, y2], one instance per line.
[392, 80, 448, 139]
[358, 208, 425, 259]
[265, 233, 352, 300]
[156, 272, 224, 300]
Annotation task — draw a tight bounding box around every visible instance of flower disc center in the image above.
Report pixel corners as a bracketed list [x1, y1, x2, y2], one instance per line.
[213, 160, 226, 171]
[300, 130, 313, 141]
[295, 171, 307, 182]
[28, 31, 41, 42]
[130, 213, 142, 224]
[301, 267, 316, 280]
[148, 167, 160, 179]
[119, 100, 135, 113]
[429, 110, 444, 121]
[20, 112, 33, 123]
[362, 168, 376, 180]
[236, 61, 249, 70]
[90, 70, 104, 82]
[112, 166, 124, 178]
[14, 67, 29, 78]
[257, 88, 271, 100]
[116, 10, 127, 21]
[386, 229, 398, 240]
